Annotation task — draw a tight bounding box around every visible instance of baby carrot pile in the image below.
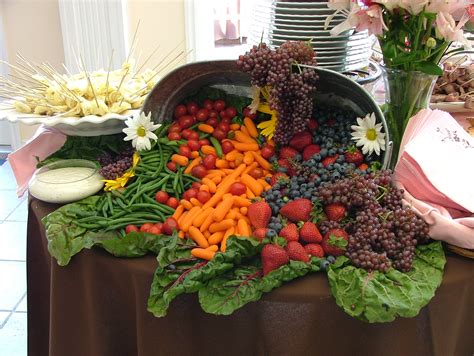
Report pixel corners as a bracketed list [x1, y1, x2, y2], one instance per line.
[171, 120, 274, 261]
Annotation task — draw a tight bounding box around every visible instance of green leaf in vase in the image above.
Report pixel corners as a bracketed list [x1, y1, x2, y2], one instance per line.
[381, 41, 397, 59]
[413, 61, 443, 76]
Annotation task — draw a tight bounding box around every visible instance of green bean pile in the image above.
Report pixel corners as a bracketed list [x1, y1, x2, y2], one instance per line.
[74, 124, 198, 233]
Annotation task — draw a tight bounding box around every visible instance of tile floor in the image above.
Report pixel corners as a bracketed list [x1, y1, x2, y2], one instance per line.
[0, 161, 28, 356]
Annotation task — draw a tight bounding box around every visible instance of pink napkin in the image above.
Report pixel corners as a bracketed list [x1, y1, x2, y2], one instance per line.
[8, 125, 67, 197]
[394, 109, 474, 249]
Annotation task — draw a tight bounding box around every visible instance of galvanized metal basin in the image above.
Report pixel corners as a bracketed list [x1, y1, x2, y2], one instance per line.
[142, 60, 391, 167]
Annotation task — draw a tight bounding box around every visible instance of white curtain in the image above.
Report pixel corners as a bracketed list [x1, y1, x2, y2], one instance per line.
[0, 9, 8, 77]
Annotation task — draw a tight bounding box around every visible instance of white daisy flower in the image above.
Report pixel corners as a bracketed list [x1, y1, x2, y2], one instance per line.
[351, 112, 386, 156]
[123, 111, 160, 151]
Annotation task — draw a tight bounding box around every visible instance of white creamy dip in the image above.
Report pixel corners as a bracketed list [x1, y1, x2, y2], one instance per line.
[29, 167, 104, 203]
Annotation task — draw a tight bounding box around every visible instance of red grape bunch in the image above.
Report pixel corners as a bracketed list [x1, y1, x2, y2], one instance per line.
[237, 41, 318, 144]
[316, 171, 430, 273]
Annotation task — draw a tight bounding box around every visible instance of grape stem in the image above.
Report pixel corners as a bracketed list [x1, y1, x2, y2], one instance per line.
[377, 211, 392, 221]
[376, 185, 388, 201]
[292, 61, 303, 74]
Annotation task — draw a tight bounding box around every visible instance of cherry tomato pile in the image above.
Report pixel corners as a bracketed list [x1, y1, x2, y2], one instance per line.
[169, 99, 239, 142]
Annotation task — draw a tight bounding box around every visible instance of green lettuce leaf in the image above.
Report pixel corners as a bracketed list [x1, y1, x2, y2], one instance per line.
[96, 232, 170, 257]
[327, 241, 446, 323]
[147, 236, 262, 317]
[199, 257, 321, 315]
[38, 133, 129, 167]
[413, 61, 444, 76]
[43, 196, 176, 265]
[156, 233, 199, 268]
[42, 196, 108, 266]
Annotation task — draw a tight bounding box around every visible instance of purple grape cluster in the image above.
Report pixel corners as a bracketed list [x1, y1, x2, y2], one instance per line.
[316, 171, 430, 273]
[236, 41, 318, 144]
[98, 148, 134, 180]
[318, 219, 342, 236]
[97, 152, 114, 167]
[237, 42, 272, 87]
[316, 171, 392, 208]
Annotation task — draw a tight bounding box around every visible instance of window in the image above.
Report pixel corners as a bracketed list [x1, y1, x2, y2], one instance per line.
[185, 0, 254, 61]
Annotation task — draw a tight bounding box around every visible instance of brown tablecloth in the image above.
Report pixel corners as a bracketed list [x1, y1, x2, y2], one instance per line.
[27, 197, 474, 356]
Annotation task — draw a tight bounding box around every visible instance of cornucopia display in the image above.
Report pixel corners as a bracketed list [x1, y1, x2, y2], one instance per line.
[37, 42, 446, 323]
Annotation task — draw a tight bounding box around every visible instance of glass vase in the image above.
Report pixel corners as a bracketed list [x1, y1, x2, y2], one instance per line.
[382, 67, 438, 169]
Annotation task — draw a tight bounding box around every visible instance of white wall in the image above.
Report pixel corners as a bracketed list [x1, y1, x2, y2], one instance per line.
[1, 0, 66, 143]
[2, 0, 65, 69]
[126, 0, 187, 75]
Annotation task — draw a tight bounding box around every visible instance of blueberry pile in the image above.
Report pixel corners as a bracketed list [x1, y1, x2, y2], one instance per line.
[297, 152, 352, 182]
[264, 176, 318, 216]
[313, 105, 354, 147]
[264, 106, 381, 211]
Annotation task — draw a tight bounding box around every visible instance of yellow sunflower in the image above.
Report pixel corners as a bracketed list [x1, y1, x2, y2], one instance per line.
[252, 86, 278, 140]
[103, 151, 140, 191]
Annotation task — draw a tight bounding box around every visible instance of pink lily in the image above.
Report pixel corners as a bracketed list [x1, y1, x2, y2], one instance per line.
[373, 0, 403, 11]
[327, 0, 355, 11]
[328, 3, 362, 35]
[355, 5, 389, 36]
[435, 11, 471, 47]
[399, 0, 429, 15]
[426, 0, 473, 14]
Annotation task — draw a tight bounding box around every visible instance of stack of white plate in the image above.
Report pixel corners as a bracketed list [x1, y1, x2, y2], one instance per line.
[248, 0, 372, 73]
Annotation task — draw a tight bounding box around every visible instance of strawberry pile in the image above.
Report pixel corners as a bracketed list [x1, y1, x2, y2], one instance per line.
[248, 198, 348, 274]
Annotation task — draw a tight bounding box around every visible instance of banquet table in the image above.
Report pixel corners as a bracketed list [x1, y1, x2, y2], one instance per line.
[27, 197, 474, 356]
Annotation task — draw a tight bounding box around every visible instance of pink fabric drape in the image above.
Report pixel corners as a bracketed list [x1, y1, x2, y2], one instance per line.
[394, 109, 474, 249]
[8, 125, 67, 197]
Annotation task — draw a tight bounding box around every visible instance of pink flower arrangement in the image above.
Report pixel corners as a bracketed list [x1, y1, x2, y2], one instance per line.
[467, 4, 474, 22]
[328, 0, 473, 74]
